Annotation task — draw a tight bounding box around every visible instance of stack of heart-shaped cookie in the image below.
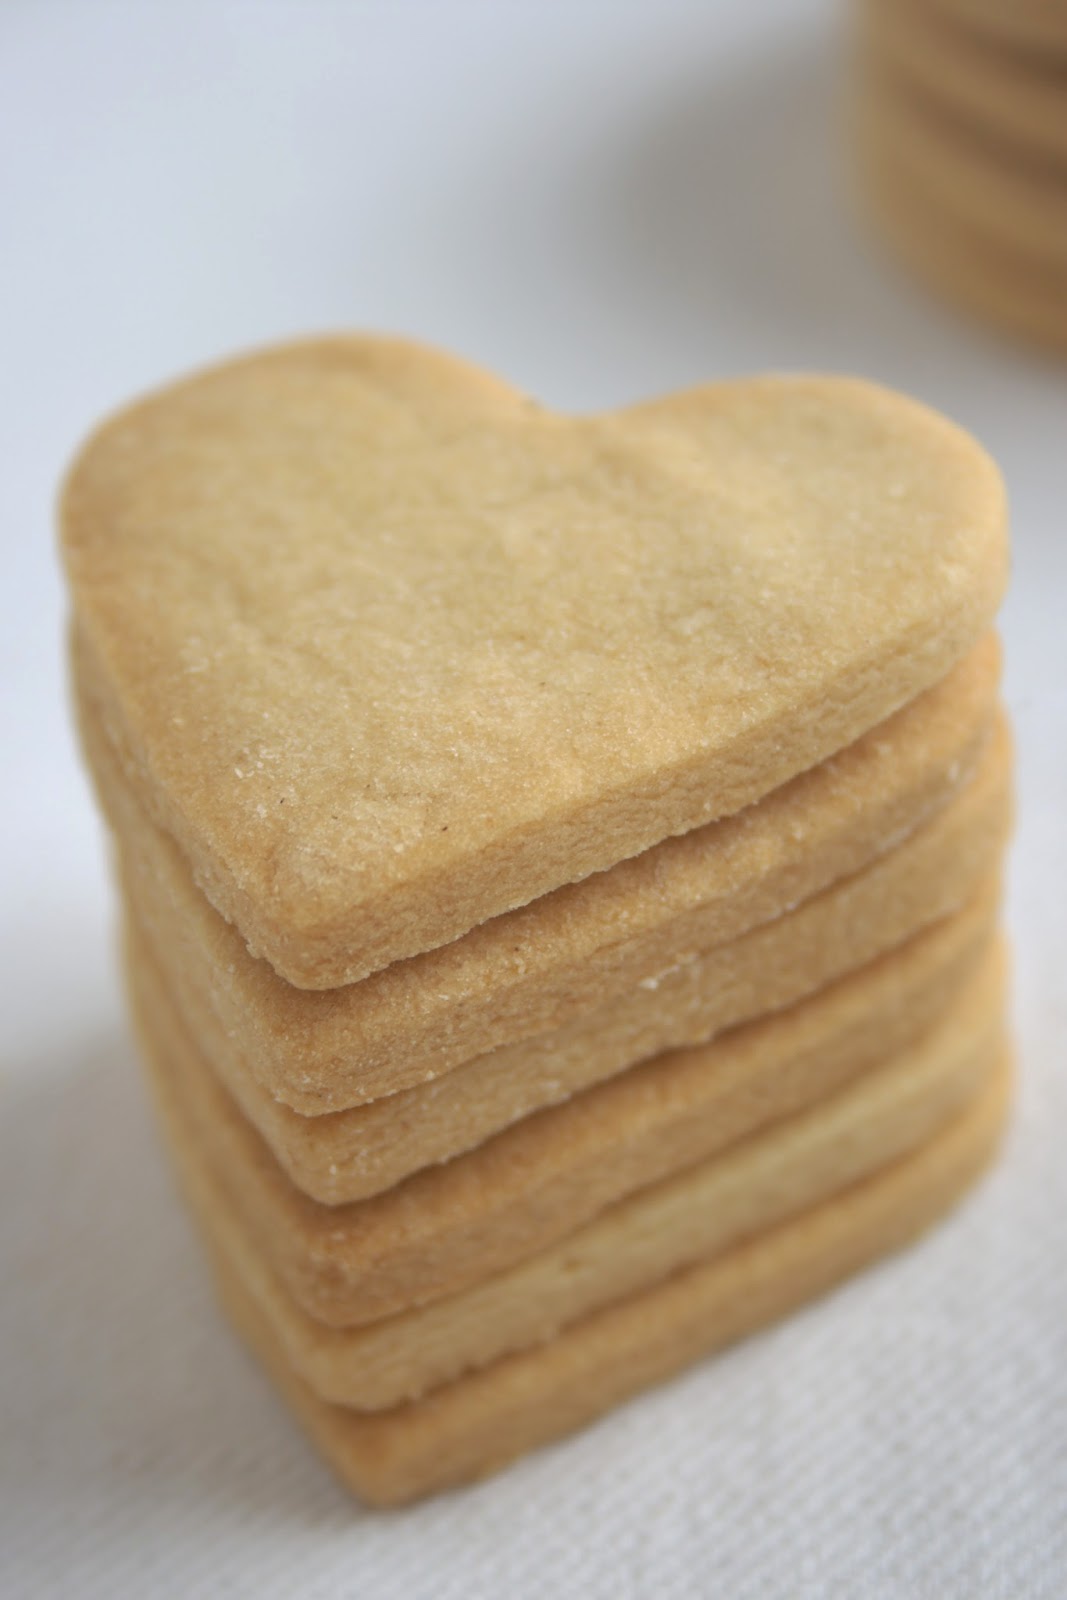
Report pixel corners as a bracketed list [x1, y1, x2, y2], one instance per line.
[62, 338, 1013, 1506]
[856, 0, 1067, 350]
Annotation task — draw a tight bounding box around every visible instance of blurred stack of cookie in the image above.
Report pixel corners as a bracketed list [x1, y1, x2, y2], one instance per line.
[856, 0, 1067, 351]
[62, 338, 1013, 1506]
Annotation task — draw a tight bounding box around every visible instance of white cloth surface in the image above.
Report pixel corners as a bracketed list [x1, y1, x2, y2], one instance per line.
[1, 2, 1065, 1595]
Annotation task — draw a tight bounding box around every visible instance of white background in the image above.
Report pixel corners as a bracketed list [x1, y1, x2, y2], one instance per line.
[2, 3, 1065, 1596]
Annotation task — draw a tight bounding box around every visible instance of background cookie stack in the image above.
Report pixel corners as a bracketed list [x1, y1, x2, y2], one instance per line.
[856, 0, 1067, 352]
[62, 338, 1013, 1507]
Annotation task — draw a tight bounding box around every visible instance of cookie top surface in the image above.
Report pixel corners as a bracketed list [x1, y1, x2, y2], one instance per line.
[62, 338, 1008, 986]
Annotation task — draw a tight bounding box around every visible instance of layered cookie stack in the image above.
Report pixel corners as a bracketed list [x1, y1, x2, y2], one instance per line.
[62, 339, 1013, 1506]
[856, 0, 1067, 351]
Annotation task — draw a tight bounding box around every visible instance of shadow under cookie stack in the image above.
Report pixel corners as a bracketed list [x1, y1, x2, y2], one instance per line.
[856, 0, 1067, 351]
[62, 338, 1013, 1507]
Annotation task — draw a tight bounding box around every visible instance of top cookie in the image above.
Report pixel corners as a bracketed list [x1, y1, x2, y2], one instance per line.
[61, 339, 1007, 987]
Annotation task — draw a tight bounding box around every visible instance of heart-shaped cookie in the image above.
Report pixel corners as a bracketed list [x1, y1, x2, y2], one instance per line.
[62, 339, 1007, 986]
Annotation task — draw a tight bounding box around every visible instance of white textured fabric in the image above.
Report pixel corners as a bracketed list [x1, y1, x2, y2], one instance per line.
[2, 2, 1065, 1594]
